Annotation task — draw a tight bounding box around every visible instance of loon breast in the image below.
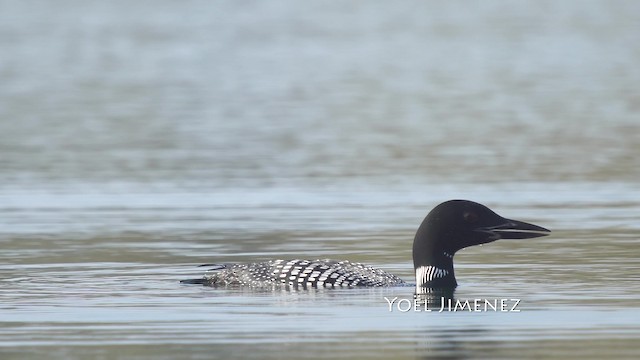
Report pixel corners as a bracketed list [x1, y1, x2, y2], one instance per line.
[196, 259, 406, 289]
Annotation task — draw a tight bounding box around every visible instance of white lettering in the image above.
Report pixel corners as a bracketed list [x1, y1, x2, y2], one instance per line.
[510, 299, 521, 312]
[484, 299, 497, 311]
[397, 298, 412, 312]
[454, 299, 471, 312]
[384, 297, 397, 312]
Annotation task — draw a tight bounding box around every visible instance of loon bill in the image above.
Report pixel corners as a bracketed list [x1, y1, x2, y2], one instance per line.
[181, 200, 550, 291]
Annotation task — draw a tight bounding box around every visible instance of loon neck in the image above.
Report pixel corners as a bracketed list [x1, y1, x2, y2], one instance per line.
[412, 218, 458, 289]
[413, 251, 457, 291]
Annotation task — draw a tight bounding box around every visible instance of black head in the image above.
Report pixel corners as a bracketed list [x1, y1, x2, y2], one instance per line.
[413, 200, 550, 289]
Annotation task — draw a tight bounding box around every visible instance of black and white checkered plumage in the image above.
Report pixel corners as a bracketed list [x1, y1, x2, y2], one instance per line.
[196, 259, 405, 289]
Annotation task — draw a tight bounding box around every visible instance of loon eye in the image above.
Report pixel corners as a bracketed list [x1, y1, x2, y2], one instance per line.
[463, 211, 478, 223]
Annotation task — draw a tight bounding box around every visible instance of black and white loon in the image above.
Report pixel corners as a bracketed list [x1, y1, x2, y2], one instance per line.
[181, 200, 550, 292]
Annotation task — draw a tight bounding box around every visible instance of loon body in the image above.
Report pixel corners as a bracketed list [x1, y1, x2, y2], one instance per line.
[182, 200, 550, 291]
[193, 259, 405, 288]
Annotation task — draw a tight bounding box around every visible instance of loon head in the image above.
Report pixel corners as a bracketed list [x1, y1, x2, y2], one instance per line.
[413, 200, 550, 290]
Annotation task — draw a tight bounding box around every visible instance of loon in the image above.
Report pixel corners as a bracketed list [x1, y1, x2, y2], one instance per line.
[181, 200, 550, 292]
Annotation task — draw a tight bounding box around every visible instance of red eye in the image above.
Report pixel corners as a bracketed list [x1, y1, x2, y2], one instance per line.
[463, 212, 478, 223]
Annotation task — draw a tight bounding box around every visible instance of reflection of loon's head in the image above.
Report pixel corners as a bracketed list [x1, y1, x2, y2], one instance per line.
[412, 200, 550, 290]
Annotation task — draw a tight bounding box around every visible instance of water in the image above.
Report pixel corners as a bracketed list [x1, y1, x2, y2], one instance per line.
[1, 0, 640, 358]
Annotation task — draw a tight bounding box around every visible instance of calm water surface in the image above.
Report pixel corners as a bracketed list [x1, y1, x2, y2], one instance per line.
[1, 1, 640, 359]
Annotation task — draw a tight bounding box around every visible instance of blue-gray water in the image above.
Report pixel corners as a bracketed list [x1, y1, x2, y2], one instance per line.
[1, 1, 640, 359]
